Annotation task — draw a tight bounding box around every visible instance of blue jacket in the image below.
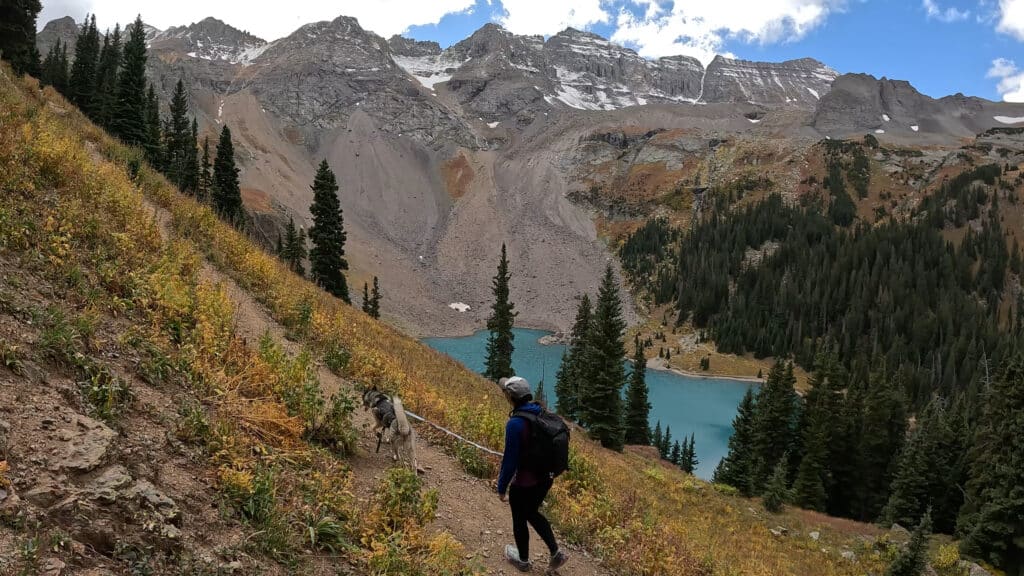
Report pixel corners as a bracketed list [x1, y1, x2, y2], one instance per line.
[497, 402, 543, 495]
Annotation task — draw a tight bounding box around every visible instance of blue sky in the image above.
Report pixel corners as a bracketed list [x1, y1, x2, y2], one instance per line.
[45, 0, 1024, 101]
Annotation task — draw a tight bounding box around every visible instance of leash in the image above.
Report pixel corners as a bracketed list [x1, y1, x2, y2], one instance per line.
[403, 409, 505, 458]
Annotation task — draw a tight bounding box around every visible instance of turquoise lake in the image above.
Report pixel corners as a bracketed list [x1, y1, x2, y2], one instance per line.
[423, 328, 757, 480]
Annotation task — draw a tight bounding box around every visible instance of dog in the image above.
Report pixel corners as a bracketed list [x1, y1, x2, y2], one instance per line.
[362, 387, 419, 471]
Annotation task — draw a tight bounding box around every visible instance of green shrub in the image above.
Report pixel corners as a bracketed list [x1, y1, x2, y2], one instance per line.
[372, 468, 438, 534]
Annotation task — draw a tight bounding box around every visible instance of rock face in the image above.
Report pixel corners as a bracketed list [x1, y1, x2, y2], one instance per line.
[150, 17, 266, 64]
[813, 73, 1024, 138]
[702, 56, 835, 105]
[58, 414, 116, 473]
[36, 15, 80, 56]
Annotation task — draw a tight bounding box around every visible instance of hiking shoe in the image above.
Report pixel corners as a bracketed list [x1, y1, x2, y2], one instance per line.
[504, 544, 532, 572]
[549, 549, 568, 571]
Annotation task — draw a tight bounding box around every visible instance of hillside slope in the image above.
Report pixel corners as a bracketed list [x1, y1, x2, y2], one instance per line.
[0, 65, 966, 575]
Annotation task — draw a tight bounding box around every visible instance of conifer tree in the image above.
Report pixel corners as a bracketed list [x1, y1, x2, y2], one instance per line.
[198, 136, 212, 200]
[112, 16, 149, 145]
[0, 0, 42, 76]
[579, 265, 627, 450]
[885, 511, 932, 576]
[763, 459, 790, 513]
[69, 15, 100, 115]
[555, 294, 591, 420]
[41, 39, 69, 94]
[212, 125, 243, 224]
[659, 425, 672, 459]
[534, 380, 548, 408]
[308, 159, 349, 301]
[651, 421, 663, 453]
[483, 243, 516, 380]
[791, 407, 830, 511]
[750, 362, 799, 491]
[143, 85, 163, 169]
[681, 433, 698, 474]
[714, 387, 756, 495]
[369, 276, 381, 319]
[855, 365, 907, 521]
[281, 217, 306, 276]
[93, 24, 121, 129]
[362, 282, 371, 315]
[186, 119, 200, 193]
[958, 354, 1024, 574]
[669, 440, 681, 465]
[624, 337, 652, 445]
[166, 79, 192, 190]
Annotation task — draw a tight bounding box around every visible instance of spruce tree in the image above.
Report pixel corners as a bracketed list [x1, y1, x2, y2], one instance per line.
[362, 282, 371, 315]
[855, 365, 907, 521]
[792, 365, 839, 512]
[186, 119, 200, 193]
[555, 294, 591, 420]
[651, 421, 663, 454]
[750, 362, 799, 491]
[660, 425, 672, 459]
[483, 243, 516, 380]
[669, 440, 681, 465]
[714, 387, 756, 495]
[624, 337, 652, 445]
[167, 79, 192, 190]
[69, 15, 100, 115]
[144, 85, 163, 169]
[40, 39, 67, 92]
[281, 217, 306, 276]
[957, 354, 1024, 574]
[579, 265, 627, 451]
[112, 16, 148, 146]
[198, 136, 212, 200]
[212, 126, 243, 224]
[93, 25, 121, 129]
[369, 276, 381, 319]
[885, 511, 932, 576]
[308, 159, 349, 302]
[763, 459, 790, 513]
[681, 433, 698, 474]
[0, 0, 42, 76]
[534, 380, 548, 408]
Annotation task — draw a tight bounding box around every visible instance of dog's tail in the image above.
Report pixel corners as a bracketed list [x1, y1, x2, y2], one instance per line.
[393, 397, 412, 437]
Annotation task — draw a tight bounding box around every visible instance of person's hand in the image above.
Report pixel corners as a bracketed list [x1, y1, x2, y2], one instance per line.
[498, 492, 508, 502]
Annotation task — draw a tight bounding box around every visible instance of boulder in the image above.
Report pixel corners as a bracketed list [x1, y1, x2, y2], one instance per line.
[809, 531, 820, 541]
[56, 415, 115, 473]
[40, 558, 66, 576]
[87, 465, 132, 504]
[959, 561, 994, 576]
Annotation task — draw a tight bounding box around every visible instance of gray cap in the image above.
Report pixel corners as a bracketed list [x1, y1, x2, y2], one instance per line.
[499, 376, 531, 402]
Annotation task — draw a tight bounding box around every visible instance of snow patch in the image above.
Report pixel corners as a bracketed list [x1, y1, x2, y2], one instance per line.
[994, 116, 1024, 124]
[882, 114, 890, 122]
[448, 302, 470, 313]
[487, 121, 500, 128]
[392, 54, 466, 90]
[911, 125, 919, 132]
[747, 118, 761, 123]
[807, 87, 819, 99]
[875, 129, 885, 134]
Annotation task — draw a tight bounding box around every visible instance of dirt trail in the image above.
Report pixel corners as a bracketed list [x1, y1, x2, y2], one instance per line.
[145, 202, 609, 576]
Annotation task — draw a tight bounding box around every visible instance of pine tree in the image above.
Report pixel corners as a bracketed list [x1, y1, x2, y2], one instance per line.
[68, 15, 100, 115]
[651, 421, 663, 453]
[958, 353, 1024, 574]
[555, 294, 591, 420]
[40, 39, 69, 93]
[93, 24, 121, 129]
[186, 119, 200, 193]
[681, 433, 698, 474]
[579, 265, 627, 451]
[714, 387, 756, 495]
[624, 337, 652, 445]
[143, 85, 163, 169]
[166, 79, 192, 190]
[534, 380, 548, 408]
[750, 362, 799, 491]
[308, 159, 349, 301]
[885, 511, 932, 576]
[660, 425, 672, 459]
[212, 126, 243, 224]
[281, 217, 306, 276]
[198, 136, 213, 200]
[55, 40, 69, 95]
[111, 16, 148, 145]
[855, 365, 907, 521]
[369, 276, 381, 319]
[792, 363, 839, 512]
[762, 459, 790, 513]
[362, 282, 371, 315]
[0, 0, 42, 76]
[483, 243, 516, 380]
[669, 440, 682, 465]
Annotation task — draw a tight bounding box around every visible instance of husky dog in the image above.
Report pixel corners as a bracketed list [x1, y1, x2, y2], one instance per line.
[362, 387, 418, 470]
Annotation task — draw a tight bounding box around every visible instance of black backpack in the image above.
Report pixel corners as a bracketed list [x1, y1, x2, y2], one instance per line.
[513, 408, 570, 479]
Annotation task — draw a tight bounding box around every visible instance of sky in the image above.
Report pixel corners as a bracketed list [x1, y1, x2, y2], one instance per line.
[38, 0, 1024, 102]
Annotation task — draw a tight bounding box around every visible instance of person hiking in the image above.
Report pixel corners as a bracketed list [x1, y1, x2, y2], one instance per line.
[497, 376, 569, 573]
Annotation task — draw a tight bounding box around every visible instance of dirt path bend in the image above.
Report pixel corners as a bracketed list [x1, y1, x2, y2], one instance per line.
[145, 201, 610, 576]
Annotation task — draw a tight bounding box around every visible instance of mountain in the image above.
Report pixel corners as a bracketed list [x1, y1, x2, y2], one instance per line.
[35, 15, 79, 56]
[34, 14, 1024, 338]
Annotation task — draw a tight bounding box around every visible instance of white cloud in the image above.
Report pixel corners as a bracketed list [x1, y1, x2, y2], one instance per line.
[609, 0, 845, 66]
[54, 0, 476, 40]
[922, 0, 970, 22]
[496, 0, 610, 36]
[997, 0, 1024, 39]
[988, 57, 1024, 102]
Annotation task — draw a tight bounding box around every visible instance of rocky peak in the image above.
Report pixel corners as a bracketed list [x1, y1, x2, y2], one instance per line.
[36, 16, 81, 56]
[701, 55, 837, 105]
[150, 16, 266, 64]
[388, 35, 441, 57]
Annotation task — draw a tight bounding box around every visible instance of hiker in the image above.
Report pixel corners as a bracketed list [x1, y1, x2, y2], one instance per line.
[497, 376, 569, 573]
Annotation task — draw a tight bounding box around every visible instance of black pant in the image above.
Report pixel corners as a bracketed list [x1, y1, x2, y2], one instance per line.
[508, 480, 558, 560]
